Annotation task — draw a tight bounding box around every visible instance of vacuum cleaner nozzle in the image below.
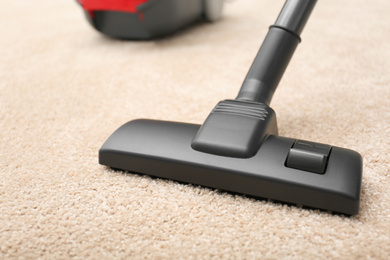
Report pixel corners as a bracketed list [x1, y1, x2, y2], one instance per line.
[99, 0, 363, 215]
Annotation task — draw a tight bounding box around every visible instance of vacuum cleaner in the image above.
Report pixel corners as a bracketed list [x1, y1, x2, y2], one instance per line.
[77, 0, 225, 39]
[99, 0, 362, 215]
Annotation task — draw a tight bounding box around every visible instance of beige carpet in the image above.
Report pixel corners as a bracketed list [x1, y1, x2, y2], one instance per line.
[1, 0, 390, 258]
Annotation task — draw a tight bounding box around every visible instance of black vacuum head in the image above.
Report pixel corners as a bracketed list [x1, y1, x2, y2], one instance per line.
[99, 0, 362, 215]
[100, 119, 362, 215]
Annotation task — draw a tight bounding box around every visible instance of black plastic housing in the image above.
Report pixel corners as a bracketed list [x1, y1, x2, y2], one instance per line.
[100, 119, 362, 215]
[83, 0, 203, 40]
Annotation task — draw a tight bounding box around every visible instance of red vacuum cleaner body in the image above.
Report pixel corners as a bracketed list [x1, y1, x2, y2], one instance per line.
[77, 0, 224, 39]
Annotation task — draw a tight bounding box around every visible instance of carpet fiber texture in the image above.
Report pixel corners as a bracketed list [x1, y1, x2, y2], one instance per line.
[1, 0, 389, 258]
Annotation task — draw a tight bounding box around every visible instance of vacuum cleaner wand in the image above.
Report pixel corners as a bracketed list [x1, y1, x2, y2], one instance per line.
[191, 0, 316, 158]
[237, 0, 316, 104]
[99, 0, 362, 215]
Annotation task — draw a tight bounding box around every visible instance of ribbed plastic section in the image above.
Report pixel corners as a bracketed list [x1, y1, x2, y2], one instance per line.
[212, 100, 268, 120]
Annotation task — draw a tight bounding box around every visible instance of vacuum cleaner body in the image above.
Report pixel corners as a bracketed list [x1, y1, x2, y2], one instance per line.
[99, 0, 363, 215]
[77, 0, 224, 39]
